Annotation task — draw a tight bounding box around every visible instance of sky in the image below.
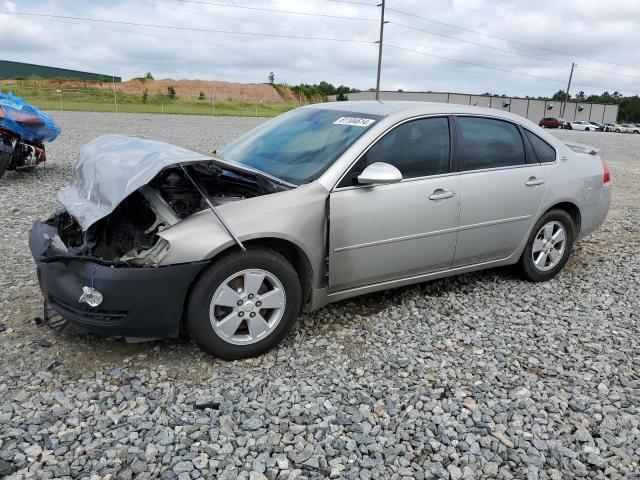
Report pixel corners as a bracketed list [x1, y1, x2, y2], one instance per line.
[1, 0, 639, 98]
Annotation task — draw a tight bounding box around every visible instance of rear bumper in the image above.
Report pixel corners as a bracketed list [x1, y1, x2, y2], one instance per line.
[29, 220, 207, 338]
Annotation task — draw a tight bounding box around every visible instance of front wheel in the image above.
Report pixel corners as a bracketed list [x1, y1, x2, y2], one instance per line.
[187, 247, 302, 359]
[518, 210, 575, 282]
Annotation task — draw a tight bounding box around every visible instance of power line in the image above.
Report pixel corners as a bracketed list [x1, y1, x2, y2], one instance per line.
[385, 7, 640, 73]
[389, 21, 640, 81]
[330, 0, 640, 80]
[126, 0, 339, 37]
[386, 43, 568, 83]
[41, 17, 351, 63]
[178, 0, 379, 21]
[0, 10, 375, 43]
[386, 44, 637, 95]
[389, 21, 569, 67]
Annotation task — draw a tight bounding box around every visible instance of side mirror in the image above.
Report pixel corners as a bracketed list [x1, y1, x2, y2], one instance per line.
[357, 162, 403, 185]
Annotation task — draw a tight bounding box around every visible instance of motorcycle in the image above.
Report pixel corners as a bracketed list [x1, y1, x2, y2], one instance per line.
[0, 92, 60, 178]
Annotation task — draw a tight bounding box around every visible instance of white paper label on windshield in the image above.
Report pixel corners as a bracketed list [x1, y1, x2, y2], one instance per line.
[333, 117, 376, 127]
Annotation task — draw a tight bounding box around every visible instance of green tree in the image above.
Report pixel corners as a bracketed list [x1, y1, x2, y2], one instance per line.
[198, 91, 206, 101]
[145, 71, 154, 80]
[167, 85, 176, 99]
[268, 72, 275, 84]
[551, 90, 570, 101]
[142, 89, 148, 104]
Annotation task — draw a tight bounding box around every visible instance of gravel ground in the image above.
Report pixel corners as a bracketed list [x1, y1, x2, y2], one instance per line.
[0, 112, 638, 479]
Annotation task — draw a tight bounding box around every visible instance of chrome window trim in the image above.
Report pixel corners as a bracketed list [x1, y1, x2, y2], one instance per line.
[332, 112, 560, 191]
[331, 114, 454, 192]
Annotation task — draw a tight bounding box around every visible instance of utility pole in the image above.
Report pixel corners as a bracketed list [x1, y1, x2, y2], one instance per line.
[561, 62, 575, 119]
[375, 0, 387, 101]
[112, 75, 118, 113]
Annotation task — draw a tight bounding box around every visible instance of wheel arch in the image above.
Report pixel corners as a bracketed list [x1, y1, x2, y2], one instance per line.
[544, 201, 582, 236]
[180, 236, 314, 332]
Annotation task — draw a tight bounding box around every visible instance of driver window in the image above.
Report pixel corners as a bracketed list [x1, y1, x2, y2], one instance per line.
[339, 116, 451, 187]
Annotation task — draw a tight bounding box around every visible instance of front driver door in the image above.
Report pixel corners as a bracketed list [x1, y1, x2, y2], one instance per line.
[328, 116, 461, 292]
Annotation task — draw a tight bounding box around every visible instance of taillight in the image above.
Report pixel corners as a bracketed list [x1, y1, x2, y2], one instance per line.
[601, 158, 610, 184]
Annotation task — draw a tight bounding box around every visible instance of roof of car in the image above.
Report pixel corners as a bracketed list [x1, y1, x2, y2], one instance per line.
[308, 100, 521, 119]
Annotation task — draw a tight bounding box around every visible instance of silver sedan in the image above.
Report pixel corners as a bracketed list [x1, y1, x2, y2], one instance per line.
[30, 102, 611, 359]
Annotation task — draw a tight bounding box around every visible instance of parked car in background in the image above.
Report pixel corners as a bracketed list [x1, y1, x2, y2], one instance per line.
[605, 123, 628, 133]
[539, 117, 564, 129]
[570, 121, 597, 131]
[622, 124, 640, 134]
[30, 102, 612, 359]
[588, 122, 605, 131]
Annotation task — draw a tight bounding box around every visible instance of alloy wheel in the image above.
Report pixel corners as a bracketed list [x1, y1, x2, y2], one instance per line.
[531, 221, 567, 272]
[209, 269, 286, 345]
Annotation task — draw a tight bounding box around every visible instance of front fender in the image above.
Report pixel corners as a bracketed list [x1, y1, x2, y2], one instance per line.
[157, 182, 329, 288]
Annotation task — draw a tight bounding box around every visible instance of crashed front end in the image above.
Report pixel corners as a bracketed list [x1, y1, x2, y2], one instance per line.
[29, 135, 285, 338]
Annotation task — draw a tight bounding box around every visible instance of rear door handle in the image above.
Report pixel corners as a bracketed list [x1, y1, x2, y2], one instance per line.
[429, 189, 455, 201]
[525, 177, 545, 187]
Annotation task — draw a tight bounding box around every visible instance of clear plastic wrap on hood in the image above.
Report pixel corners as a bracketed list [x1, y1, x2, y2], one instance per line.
[0, 92, 61, 142]
[58, 134, 212, 231]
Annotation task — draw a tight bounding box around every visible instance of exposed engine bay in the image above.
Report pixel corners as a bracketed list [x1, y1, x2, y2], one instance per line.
[48, 162, 287, 266]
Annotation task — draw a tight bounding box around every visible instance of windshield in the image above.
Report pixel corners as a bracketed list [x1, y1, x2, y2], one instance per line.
[217, 108, 383, 184]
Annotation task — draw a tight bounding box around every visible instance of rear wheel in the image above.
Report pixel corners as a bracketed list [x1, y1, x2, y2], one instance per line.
[518, 209, 575, 282]
[187, 248, 302, 359]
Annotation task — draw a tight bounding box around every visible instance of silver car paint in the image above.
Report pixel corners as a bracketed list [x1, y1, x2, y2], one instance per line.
[156, 101, 611, 310]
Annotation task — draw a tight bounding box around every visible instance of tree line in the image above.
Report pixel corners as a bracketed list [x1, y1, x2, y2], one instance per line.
[550, 90, 639, 122]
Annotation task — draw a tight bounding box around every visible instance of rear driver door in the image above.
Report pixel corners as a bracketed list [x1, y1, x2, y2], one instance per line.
[452, 116, 547, 266]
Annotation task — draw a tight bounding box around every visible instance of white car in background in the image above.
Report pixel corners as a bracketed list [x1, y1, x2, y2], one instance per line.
[569, 121, 597, 131]
[622, 124, 640, 134]
[604, 123, 628, 133]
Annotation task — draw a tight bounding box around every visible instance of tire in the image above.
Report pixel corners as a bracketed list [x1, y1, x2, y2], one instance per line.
[585, 128, 590, 131]
[615, 129, 620, 133]
[186, 247, 302, 359]
[518, 209, 575, 282]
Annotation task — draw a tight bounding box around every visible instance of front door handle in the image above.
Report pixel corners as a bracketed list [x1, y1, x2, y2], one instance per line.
[429, 189, 455, 201]
[525, 177, 545, 187]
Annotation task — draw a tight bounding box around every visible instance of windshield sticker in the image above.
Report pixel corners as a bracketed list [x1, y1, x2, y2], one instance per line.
[333, 117, 376, 127]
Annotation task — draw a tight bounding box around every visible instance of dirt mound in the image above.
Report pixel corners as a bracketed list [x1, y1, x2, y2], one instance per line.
[120, 78, 293, 101]
[6, 78, 297, 101]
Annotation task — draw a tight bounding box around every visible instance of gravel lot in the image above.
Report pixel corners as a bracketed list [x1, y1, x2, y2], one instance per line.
[0, 112, 638, 479]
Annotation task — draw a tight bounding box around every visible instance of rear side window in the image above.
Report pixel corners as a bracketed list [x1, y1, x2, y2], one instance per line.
[341, 116, 451, 185]
[457, 117, 526, 171]
[525, 130, 556, 163]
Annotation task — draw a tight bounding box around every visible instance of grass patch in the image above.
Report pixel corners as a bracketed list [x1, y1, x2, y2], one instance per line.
[0, 84, 302, 117]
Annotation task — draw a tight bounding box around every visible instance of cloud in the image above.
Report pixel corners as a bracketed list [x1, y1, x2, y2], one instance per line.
[0, 0, 638, 97]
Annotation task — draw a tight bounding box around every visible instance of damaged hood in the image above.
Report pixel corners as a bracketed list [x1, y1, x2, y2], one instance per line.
[58, 134, 212, 231]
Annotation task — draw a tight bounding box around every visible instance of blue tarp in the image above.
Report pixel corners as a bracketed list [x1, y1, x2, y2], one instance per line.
[0, 92, 61, 143]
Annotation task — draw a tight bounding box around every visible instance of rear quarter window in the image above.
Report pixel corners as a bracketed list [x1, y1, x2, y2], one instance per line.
[525, 130, 556, 163]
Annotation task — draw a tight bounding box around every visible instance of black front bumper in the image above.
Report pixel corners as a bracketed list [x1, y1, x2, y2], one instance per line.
[29, 220, 207, 338]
